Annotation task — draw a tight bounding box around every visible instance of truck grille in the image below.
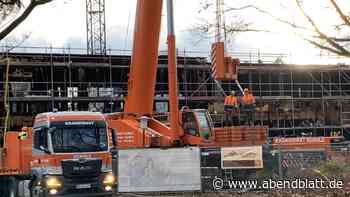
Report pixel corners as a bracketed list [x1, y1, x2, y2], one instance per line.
[62, 158, 102, 178]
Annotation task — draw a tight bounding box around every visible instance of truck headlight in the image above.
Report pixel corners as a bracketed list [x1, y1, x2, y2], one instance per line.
[103, 172, 115, 185]
[46, 177, 62, 188]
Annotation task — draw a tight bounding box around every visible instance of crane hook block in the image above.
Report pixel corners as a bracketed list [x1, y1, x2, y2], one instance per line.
[210, 42, 239, 81]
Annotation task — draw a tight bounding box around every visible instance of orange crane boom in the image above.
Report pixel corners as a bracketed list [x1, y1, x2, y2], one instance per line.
[167, 0, 181, 139]
[107, 0, 267, 148]
[124, 0, 163, 116]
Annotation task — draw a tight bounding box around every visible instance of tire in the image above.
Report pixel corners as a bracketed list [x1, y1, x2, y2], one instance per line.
[9, 177, 18, 197]
[2, 177, 19, 197]
[29, 184, 42, 197]
[29, 185, 35, 197]
[0, 177, 4, 197]
[30, 188, 41, 197]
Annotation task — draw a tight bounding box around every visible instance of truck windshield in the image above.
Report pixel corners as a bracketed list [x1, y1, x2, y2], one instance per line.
[51, 124, 108, 153]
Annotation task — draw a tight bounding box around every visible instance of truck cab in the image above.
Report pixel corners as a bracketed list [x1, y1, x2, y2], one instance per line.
[180, 107, 267, 147]
[181, 108, 214, 145]
[29, 111, 116, 197]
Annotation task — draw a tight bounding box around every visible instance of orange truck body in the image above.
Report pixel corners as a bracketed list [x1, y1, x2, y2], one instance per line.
[106, 113, 174, 148]
[107, 110, 268, 149]
[0, 131, 32, 176]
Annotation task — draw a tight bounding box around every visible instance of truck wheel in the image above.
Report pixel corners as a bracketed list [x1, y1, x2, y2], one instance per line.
[29, 185, 42, 197]
[6, 177, 18, 197]
[0, 177, 4, 197]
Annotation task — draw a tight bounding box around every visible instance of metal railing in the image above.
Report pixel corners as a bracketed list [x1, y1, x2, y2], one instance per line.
[2, 45, 350, 65]
[2, 81, 350, 99]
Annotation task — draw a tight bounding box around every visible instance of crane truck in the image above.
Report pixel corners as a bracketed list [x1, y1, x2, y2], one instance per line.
[0, 0, 266, 196]
[106, 0, 267, 149]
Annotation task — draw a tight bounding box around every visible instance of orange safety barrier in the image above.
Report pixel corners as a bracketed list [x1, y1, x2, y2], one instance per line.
[271, 136, 343, 150]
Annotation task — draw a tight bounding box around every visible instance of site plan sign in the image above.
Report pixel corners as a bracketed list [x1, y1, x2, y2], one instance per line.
[118, 147, 201, 192]
[221, 146, 263, 169]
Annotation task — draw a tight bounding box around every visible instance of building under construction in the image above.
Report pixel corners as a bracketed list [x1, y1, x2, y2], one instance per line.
[2, 1, 350, 196]
[1, 46, 349, 139]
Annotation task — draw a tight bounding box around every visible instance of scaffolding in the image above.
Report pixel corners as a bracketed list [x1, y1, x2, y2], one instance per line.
[0, 46, 350, 140]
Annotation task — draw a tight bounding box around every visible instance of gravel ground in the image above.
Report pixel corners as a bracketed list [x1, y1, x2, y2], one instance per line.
[115, 191, 349, 197]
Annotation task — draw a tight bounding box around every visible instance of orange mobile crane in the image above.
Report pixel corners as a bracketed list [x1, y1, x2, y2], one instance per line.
[106, 0, 267, 149]
[0, 1, 266, 197]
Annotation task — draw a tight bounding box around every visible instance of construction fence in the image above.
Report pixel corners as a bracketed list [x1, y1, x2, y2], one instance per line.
[113, 143, 350, 194]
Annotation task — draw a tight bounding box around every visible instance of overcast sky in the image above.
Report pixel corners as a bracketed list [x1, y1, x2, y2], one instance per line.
[1, 0, 349, 64]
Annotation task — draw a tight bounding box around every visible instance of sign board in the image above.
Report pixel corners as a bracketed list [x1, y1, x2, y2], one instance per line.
[67, 87, 78, 98]
[272, 137, 343, 146]
[155, 102, 168, 113]
[273, 137, 326, 144]
[118, 147, 201, 192]
[99, 88, 113, 97]
[87, 87, 98, 97]
[221, 146, 263, 169]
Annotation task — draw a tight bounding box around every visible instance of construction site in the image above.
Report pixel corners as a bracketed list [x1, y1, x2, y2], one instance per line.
[2, 47, 350, 138]
[0, 0, 350, 197]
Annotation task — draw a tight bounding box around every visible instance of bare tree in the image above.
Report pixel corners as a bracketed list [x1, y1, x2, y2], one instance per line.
[196, 0, 350, 57]
[293, 0, 350, 57]
[252, 0, 350, 57]
[0, 0, 52, 41]
[191, 0, 267, 44]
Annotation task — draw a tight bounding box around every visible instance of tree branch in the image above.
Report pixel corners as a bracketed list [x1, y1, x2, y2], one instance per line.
[224, 5, 258, 12]
[305, 38, 350, 57]
[313, 36, 350, 42]
[226, 4, 314, 32]
[295, 0, 350, 56]
[34, 0, 52, 6]
[225, 28, 269, 33]
[0, 0, 52, 41]
[0, 0, 19, 5]
[329, 0, 350, 28]
[0, 33, 30, 59]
